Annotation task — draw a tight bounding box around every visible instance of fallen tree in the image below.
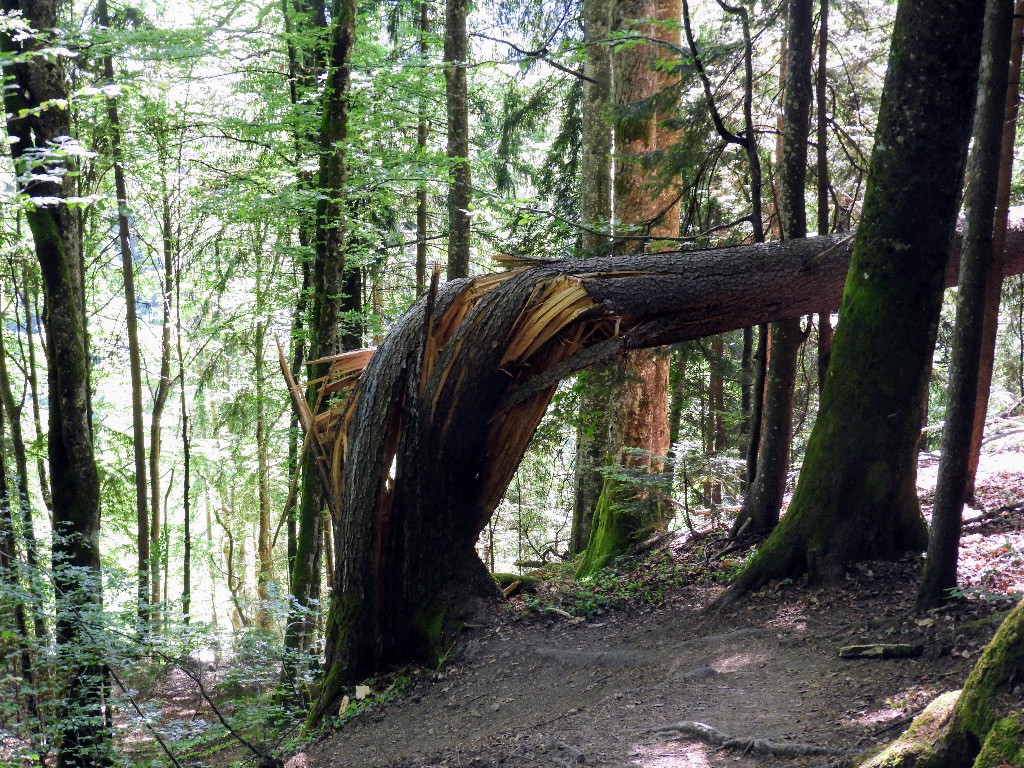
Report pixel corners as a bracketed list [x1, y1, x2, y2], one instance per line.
[287, 226, 1024, 724]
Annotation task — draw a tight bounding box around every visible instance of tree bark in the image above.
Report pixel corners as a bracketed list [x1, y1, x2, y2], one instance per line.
[0, 319, 46, 641]
[570, 0, 615, 555]
[285, 0, 357, 697]
[964, 0, 1024, 499]
[2, 0, 111, 759]
[721, 0, 987, 603]
[148, 144, 177, 630]
[575, 0, 681, 577]
[444, 0, 471, 278]
[734, 0, 813, 534]
[917, 0, 1015, 608]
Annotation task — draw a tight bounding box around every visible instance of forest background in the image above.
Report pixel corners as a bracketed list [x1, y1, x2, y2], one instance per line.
[3, 0, 1024, 763]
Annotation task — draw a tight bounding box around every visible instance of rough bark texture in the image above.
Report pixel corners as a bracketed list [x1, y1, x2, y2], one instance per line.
[2, 0, 110, 762]
[444, 0, 471, 279]
[918, 0, 1015, 608]
[305, 222, 1024, 721]
[575, 0, 681, 577]
[722, 0, 986, 602]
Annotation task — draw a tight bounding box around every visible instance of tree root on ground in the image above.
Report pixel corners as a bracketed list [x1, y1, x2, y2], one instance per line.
[644, 720, 846, 757]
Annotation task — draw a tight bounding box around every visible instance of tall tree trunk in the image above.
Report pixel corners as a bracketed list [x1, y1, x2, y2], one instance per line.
[176, 260, 192, 623]
[576, 0, 681, 577]
[815, 0, 832, 389]
[2, 0, 111, 760]
[917, 0, 1014, 608]
[734, 0, 813, 534]
[20, 263, 52, 518]
[416, 0, 430, 295]
[0, 323, 46, 640]
[964, 0, 1024, 499]
[98, 0, 150, 631]
[570, 0, 614, 555]
[255, 321, 275, 630]
[722, 0, 986, 602]
[444, 0, 470, 278]
[285, 0, 357, 697]
[0, 405, 39, 724]
[148, 150, 176, 629]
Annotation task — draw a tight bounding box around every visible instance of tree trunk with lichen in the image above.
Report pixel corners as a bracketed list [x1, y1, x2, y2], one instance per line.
[2, 0, 110, 762]
[720, 0, 986, 604]
[575, 0, 681, 578]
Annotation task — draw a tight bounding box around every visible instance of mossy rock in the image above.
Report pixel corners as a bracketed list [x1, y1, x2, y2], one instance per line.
[859, 691, 960, 768]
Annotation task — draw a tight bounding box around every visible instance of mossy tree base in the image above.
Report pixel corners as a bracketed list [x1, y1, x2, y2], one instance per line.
[860, 598, 1024, 768]
[576, 474, 661, 578]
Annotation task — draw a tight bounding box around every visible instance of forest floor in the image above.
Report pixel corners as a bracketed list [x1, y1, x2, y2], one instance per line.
[283, 450, 1024, 768]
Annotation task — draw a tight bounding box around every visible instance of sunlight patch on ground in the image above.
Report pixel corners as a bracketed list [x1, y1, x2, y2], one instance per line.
[285, 753, 308, 767]
[630, 740, 713, 767]
[712, 652, 766, 673]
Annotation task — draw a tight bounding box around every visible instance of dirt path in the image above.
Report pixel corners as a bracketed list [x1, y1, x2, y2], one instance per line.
[288, 557, 1011, 768]
[285, 455, 1024, 768]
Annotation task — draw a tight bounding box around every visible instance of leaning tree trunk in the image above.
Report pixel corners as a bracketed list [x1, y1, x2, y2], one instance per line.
[303, 222, 1024, 724]
[720, 0, 987, 603]
[964, 0, 1024, 500]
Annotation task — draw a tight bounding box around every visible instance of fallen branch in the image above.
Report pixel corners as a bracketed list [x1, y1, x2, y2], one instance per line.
[838, 643, 923, 659]
[644, 720, 844, 756]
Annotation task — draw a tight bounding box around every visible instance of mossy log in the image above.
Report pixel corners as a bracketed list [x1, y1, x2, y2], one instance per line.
[290, 224, 1024, 725]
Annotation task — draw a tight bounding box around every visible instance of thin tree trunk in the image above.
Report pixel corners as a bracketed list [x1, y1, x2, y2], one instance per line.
[0, 407, 39, 724]
[416, 0, 430, 295]
[815, 0, 832, 390]
[20, 263, 51, 519]
[917, 0, 1014, 608]
[0, 323, 46, 640]
[255, 321, 275, 630]
[444, 0, 471, 279]
[98, 0, 151, 631]
[735, 0, 813, 534]
[963, 0, 1024, 499]
[148, 150, 176, 629]
[177, 266, 191, 623]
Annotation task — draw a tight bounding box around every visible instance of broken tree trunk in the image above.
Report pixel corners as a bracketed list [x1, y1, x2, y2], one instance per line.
[295, 227, 1024, 725]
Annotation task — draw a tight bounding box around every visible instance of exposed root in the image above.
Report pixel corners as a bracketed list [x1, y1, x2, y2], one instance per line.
[644, 720, 846, 757]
